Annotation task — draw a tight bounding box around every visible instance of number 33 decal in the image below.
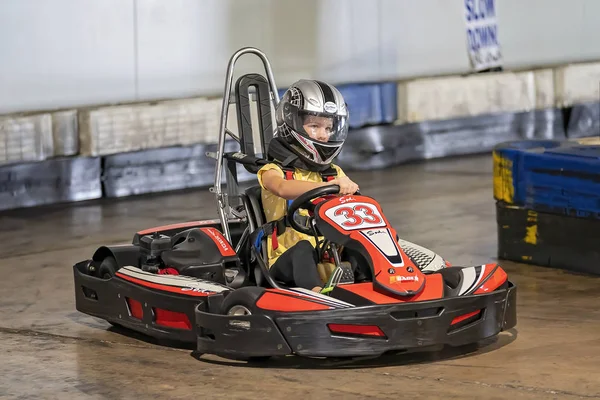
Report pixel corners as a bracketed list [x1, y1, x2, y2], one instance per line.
[333, 204, 383, 228]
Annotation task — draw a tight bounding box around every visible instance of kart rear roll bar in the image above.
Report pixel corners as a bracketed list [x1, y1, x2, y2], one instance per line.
[211, 47, 280, 243]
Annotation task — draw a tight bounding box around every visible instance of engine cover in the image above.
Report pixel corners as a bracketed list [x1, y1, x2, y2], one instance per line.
[158, 227, 240, 283]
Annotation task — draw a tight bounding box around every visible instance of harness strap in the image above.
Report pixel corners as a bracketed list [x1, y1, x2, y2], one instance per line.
[284, 169, 295, 209]
[319, 165, 338, 182]
[280, 164, 338, 182]
[253, 161, 340, 254]
[260, 163, 339, 252]
[280, 164, 338, 214]
[272, 224, 279, 250]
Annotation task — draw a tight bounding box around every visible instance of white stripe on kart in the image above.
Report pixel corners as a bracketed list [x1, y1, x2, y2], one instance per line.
[464, 264, 488, 295]
[119, 267, 355, 306]
[284, 287, 355, 308]
[458, 266, 476, 296]
[118, 266, 231, 293]
[458, 265, 486, 296]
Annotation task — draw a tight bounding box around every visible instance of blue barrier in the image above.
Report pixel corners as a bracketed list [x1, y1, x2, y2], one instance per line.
[277, 82, 397, 129]
[338, 82, 397, 128]
[494, 140, 600, 218]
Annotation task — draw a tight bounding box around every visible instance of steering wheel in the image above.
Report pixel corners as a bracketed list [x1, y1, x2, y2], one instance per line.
[286, 184, 342, 235]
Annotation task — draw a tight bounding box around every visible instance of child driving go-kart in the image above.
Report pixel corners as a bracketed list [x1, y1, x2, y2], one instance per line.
[257, 79, 360, 294]
[71, 48, 517, 358]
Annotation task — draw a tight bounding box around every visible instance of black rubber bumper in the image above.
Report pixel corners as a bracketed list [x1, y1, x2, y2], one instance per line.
[195, 282, 517, 359]
[73, 261, 205, 343]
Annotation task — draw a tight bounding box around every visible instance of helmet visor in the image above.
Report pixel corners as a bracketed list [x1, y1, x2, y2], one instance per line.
[289, 110, 348, 144]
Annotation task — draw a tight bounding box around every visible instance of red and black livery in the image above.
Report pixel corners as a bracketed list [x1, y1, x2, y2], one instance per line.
[194, 188, 516, 359]
[73, 219, 247, 343]
[72, 47, 516, 360]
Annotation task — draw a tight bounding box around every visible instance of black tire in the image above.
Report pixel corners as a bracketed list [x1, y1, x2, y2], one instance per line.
[97, 256, 120, 328]
[220, 287, 272, 362]
[220, 286, 265, 315]
[97, 256, 118, 279]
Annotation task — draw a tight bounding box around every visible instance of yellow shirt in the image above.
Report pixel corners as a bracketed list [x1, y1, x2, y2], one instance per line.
[256, 162, 346, 267]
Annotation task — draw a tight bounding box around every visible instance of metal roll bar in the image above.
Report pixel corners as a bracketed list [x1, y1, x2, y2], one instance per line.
[211, 47, 280, 242]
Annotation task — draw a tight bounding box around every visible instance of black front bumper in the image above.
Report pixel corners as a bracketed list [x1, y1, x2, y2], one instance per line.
[195, 282, 517, 359]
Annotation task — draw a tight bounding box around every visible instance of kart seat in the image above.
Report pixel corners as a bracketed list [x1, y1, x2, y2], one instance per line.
[241, 184, 280, 288]
[244, 184, 266, 228]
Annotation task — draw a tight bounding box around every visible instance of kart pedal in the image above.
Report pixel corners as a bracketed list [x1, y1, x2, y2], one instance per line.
[337, 262, 354, 285]
[322, 262, 355, 294]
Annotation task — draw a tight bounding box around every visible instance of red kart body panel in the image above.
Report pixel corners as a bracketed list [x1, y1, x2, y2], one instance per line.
[249, 261, 508, 312]
[317, 195, 434, 296]
[339, 276, 445, 305]
[136, 219, 223, 236]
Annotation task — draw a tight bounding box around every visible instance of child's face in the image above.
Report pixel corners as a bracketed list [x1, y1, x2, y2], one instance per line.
[303, 115, 333, 142]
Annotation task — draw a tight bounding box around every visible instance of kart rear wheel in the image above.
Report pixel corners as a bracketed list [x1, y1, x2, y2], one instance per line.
[95, 256, 121, 328]
[98, 256, 118, 279]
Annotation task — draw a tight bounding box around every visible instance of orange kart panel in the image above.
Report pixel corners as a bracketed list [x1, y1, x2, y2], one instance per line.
[315, 195, 427, 296]
[337, 273, 445, 305]
[474, 264, 509, 295]
[136, 219, 223, 236]
[256, 288, 355, 312]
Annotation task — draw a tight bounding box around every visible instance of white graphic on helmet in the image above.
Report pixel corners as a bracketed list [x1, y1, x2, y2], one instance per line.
[324, 101, 338, 114]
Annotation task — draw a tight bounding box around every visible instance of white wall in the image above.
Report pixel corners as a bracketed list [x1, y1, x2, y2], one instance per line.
[497, 0, 600, 69]
[0, 0, 137, 114]
[1, 0, 600, 114]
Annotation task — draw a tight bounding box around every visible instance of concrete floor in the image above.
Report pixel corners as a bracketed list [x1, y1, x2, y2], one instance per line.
[1, 154, 599, 399]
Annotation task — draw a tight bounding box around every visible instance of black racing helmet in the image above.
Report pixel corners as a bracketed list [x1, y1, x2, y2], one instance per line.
[274, 79, 349, 169]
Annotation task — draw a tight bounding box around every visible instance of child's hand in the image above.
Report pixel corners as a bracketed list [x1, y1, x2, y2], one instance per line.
[332, 176, 359, 195]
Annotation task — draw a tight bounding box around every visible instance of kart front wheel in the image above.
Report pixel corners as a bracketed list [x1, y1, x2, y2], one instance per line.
[220, 286, 264, 315]
[219, 287, 271, 362]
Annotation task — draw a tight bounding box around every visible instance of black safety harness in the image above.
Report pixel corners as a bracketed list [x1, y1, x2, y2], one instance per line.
[222, 137, 340, 258]
[259, 163, 337, 251]
[249, 137, 339, 253]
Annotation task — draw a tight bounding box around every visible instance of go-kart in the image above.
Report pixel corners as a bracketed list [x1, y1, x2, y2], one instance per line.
[72, 47, 516, 359]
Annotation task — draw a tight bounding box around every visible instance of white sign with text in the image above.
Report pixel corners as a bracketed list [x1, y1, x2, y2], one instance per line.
[464, 0, 503, 71]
